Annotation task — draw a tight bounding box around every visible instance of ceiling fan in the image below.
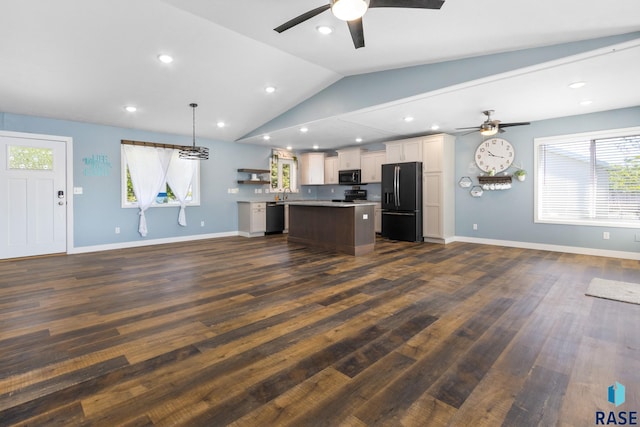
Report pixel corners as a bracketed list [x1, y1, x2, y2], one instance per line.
[274, 0, 445, 49]
[457, 110, 530, 136]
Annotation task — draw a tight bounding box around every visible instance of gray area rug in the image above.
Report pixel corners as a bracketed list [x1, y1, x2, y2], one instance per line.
[586, 277, 640, 305]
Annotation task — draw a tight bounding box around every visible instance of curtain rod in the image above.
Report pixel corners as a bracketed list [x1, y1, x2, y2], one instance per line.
[121, 139, 192, 150]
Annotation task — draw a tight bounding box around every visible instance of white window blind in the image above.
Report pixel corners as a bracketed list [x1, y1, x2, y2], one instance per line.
[535, 129, 640, 228]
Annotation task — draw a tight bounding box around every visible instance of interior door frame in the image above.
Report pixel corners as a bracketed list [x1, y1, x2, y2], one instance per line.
[0, 130, 74, 255]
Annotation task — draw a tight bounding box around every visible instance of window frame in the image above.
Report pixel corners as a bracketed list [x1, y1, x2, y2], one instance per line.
[121, 145, 201, 209]
[270, 156, 299, 193]
[534, 126, 640, 229]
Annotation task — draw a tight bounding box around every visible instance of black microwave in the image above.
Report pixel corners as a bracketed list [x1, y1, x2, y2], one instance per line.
[339, 169, 361, 185]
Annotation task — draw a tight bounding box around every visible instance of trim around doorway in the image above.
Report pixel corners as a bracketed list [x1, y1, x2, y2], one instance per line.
[0, 130, 74, 256]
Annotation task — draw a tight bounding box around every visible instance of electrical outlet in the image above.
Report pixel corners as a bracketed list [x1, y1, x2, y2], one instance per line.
[331, 188, 334, 193]
[115, 227, 120, 234]
[473, 224, 478, 230]
[363, 214, 368, 220]
[308, 188, 311, 194]
[603, 231, 610, 240]
[200, 221, 205, 227]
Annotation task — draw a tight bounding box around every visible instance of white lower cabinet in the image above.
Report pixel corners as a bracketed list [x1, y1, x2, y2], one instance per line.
[238, 202, 266, 237]
[284, 204, 289, 233]
[374, 202, 382, 234]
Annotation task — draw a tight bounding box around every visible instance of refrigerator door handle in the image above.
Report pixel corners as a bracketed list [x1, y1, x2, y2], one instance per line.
[394, 165, 400, 207]
[382, 211, 415, 216]
[397, 166, 400, 207]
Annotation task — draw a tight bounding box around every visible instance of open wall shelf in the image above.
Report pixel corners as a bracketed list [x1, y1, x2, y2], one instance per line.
[237, 168, 270, 185]
[478, 175, 512, 185]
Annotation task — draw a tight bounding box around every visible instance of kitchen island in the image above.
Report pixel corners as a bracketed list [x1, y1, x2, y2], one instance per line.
[286, 201, 377, 256]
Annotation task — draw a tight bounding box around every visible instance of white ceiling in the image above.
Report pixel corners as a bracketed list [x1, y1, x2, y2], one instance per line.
[0, 0, 639, 151]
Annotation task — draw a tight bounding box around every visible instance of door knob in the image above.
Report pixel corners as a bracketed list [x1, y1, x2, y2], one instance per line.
[58, 201, 65, 206]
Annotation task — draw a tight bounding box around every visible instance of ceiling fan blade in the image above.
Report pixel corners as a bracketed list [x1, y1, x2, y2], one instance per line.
[369, 0, 445, 9]
[274, 4, 331, 33]
[347, 18, 365, 49]
[499, 122, 531, 128]
[456, 126, 481, 130]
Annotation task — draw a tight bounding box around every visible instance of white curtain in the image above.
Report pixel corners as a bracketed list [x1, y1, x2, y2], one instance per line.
[165, 150, 196, 226]
[123, 145, 173, 237]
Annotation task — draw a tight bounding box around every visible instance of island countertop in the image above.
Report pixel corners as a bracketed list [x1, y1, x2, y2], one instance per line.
[284, 200, 378, 208]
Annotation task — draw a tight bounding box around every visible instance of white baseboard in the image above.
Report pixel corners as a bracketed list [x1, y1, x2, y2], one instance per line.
[67, 232, 640, 261]
[453, 236, 640, 260]
[68, 231, 239, 254]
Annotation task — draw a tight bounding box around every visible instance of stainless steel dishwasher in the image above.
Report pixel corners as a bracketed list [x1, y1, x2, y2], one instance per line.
[265, 202, 285, 234]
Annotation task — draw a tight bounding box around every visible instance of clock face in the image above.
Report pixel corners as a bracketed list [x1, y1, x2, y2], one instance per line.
[475, 138, 514, 173]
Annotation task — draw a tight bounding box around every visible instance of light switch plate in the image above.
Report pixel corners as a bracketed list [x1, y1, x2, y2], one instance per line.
[73, 187, 83, 194]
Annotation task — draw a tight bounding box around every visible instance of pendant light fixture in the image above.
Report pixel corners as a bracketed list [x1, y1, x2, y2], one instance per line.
[179, 103, 209, 160]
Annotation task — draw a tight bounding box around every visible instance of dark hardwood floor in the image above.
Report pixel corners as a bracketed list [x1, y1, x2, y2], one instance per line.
[1, 235, 639, 426]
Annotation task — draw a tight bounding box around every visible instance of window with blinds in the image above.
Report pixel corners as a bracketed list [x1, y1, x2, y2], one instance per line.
[535, 127, 640, 228]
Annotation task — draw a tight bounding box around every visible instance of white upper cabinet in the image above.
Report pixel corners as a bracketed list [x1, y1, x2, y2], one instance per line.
[299, 152, 325, 185]
[324, 156, 339, 184]
[423, 135, 444, 173]
[360, 151, 386, 183]
[337, 148, 362, 170]
[421, 133, 456, 242]
[384, 137, 423, 163]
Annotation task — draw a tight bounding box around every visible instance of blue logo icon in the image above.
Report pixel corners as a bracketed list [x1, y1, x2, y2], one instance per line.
[608, 382, 625, 407]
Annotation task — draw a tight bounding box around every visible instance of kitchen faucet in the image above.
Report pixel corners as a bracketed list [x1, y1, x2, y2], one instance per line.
[284, 188, 291, 200]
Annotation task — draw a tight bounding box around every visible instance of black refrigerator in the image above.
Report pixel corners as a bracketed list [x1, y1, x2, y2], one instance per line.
[381, 161, 423, 242]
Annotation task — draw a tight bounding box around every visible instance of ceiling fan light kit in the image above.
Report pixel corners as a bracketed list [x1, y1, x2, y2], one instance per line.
[480, 124, 498, 136]
[274, 0, 444, 49]
[457, 109, 530, 136]
[331, 0, 370, 21]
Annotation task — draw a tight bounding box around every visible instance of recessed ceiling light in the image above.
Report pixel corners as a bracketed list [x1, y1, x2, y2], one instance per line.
[265, 86, 276, 94]
[263, 135, 271, 141]
[403, 116, 414, 123]
[431, 124, 440, 131]
[313, 144, 319, 150]
[300, 127, 309, 133]
[157, 54, 173, 64]
[124, 106, 137, 113]
[580, 100, 593, 106]
[286, 146, 292, 150]
[316, 25, 334, 35]
[568, 81, 586, 89]
[216, 121, 225, 128]
[355, 137, 363, 143]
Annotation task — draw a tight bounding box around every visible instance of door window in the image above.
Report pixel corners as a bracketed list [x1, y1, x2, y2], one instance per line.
[8, 146, 54, 170]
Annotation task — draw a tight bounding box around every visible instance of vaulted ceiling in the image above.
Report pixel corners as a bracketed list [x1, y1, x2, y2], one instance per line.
[0, 0, 639, 150]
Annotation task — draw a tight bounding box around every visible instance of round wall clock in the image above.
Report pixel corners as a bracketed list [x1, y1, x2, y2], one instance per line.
[475, 138, 515, 173]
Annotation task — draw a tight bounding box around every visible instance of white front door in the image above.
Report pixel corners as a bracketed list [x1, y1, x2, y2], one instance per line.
[0, 133, 67, 259]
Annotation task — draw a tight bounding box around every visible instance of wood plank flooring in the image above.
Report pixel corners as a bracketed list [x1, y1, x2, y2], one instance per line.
[0, 235, 639, 426]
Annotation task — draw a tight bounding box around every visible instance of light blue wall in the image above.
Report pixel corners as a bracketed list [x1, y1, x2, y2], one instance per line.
[3, 107, 639, 253]
[1, 113, 274, 248]
[455, 106, 640, 253]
